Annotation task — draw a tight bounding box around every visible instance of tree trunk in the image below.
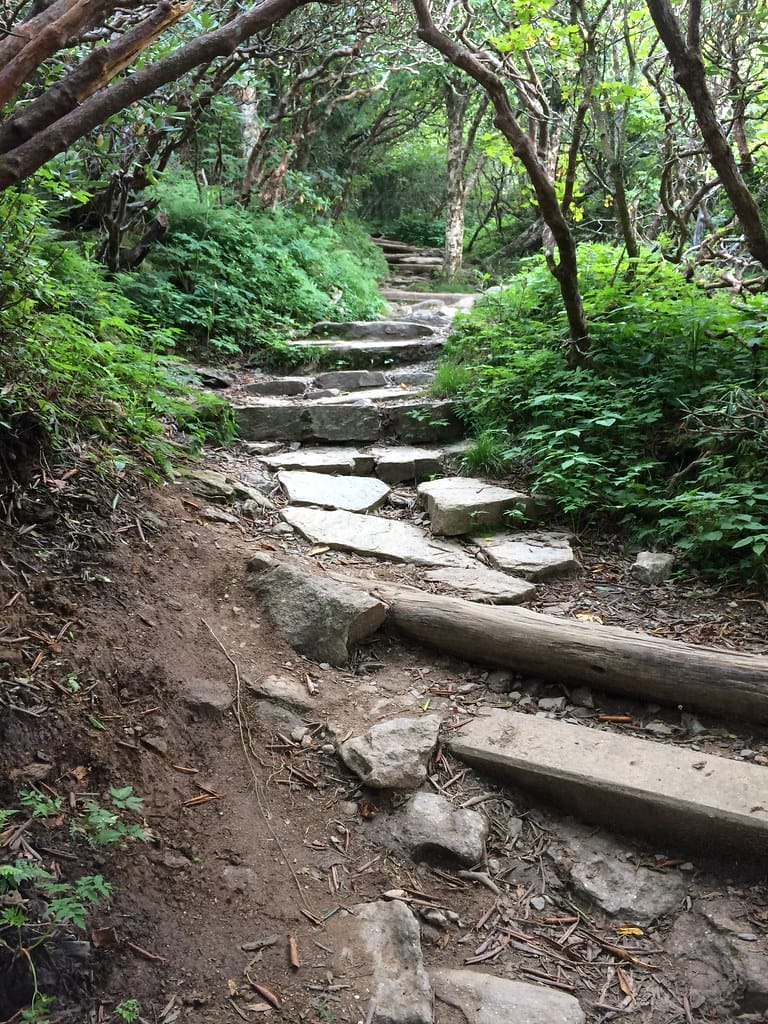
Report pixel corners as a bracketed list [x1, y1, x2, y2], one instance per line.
[443, 81, 468, 280]
[368, 584, 768, 722]
[646, 0, 768, 270]
[411, 0, 590, 366]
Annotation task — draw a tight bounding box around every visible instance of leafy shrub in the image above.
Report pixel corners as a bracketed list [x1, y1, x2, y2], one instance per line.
[118, 180, 386, 359]
[444, 244, 768, 583]
[0, 186, 233, 483]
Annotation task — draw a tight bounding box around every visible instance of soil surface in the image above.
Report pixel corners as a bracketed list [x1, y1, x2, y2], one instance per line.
[2, 431, 768, 1024]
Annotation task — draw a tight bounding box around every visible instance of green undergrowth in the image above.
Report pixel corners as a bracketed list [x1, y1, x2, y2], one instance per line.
[438, 244, 768, 584]
[1, 187, 233, 483]
[118, 180, 387, 362]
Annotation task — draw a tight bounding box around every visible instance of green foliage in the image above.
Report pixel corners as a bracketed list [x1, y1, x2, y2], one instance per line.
[444, 244, 768, 583]
[118, 180, 386, 360]
[70, 787, 146, 849]
[114, 1000, 141, 1023]
[0, 186, 234, 482]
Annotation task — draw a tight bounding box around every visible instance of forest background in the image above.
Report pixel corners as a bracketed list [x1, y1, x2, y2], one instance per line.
[0, 0, 767, 584]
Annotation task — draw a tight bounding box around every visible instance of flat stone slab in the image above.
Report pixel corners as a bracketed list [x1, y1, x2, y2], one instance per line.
[423, 566, 535, 604]
[310, 319, 435, 339]
[381, 289, 479, 306]
[432, 968, 585, 1024]
[448, 710, 768, 854]
[471, 531, 577, 579]
[314, 386, 424, 404]
[314, 370, 388, 389]
[234, 400, 380, 443]
[325, 901, 432, 1024]
[387, 369, 434, 387]
[244, 377, 309, 396]
[277, 470, 390, 512]
[281, 506, 476, 568]
[547, 822, 685, 925]
[259, 448, 375, 476]
[418, 477, 531, 536]
[369, 446, 444, 484]
[290, 338, 445, 369]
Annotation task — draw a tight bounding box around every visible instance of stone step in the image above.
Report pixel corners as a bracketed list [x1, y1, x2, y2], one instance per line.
[277, 470, 390, 513]
[448, 710, 768, 855]
[281, 506, 476, 568]
[471, 531, 577, 580]
[417, 477, 534, 536]
[233, 395, 461, 444]
[309, 319, 435, 340]
[372, 237, 442, 257]
[381, 289, 476, 306]
[385, 255, 443, 267]
[288, 337, 445, 370]
[258, 444, 460, 484]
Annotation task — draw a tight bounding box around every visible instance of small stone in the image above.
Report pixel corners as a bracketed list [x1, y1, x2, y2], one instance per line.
[644, 722, 674, 736]
[631, 551, 675, 584]
[570, 687, 594, 708]
[739, 749, 756, 759]
[290, 726, 309, 742]
[431, 968, 585, 1024]
[200, 506, 239, 525]
[273, 522, 294, 534]
[249, 674, 316, 713]
[141, 735, 168, 756]
[486, 670, 515, 694]
[530, 896, 546, 911]
[180, 676, 233, 715]
[538, 696, 566, 712]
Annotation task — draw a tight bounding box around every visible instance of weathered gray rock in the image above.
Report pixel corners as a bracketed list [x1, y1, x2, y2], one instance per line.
[277, 470, 390, 512]
[181, 469, 234, 498]
[423, 566, 535, 604]
[260, 447, 375, 476]
[325, 900, 432, 1024]
[418, 477, 531, 536]
[387, 369, 435, 387]
[547, 823, 685, 925]
[281, 507, 476, 568]
[234, 403, 305, 442]
[431, 969, 585, 1024]
[305, 401, 381, 442]
[235, 400, 381, 443]
[384, 792, 488, 864]
[251, 562, 386, 666]
[315, 369, 388, 389]
[231, 482, 275, 511]
[632, 550, 675, 584]
[311, 319, 435, 340]
[383, 400, 462, 443]
[242, 440, 282, 456]
[370, 446, 443, 484]
[245, 377, 308, 397]
[339, 715, 442, 789]
[179, 676, 233, 714]
[471, 531, 577, 580]
[289, 337, 445, 369]
[247, 673, 316, 712]
[194, 366, 234, 389]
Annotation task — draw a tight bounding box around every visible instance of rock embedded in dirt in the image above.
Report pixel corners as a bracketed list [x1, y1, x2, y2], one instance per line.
[383, 399, 462, 444]
[383, 792, 489, 864]
[179, 676, 233, 715]
[471, 531, 577, 579]
[181, 468, 235, 498]
[247, 673, 316, 713]
[423, 566, 535, 605]
[250, 561, 386, 666]
[281, 506, 477, 568]
[277, 470, 390, 513]
[417, 477, 532, 536]
[325, 899, 432, 1024]
[339, 715, 442, 789]
[547, 823, 685, 925]
[431, 968, 585, 1024]
[632, 550, 675, 583]
[193, 366, 234, 389]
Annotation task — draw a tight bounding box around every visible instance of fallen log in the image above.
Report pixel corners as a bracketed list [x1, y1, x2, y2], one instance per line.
[366, 583, 768, 722]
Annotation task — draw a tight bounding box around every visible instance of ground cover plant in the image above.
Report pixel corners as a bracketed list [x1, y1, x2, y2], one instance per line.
[438, 244, 768, 584]
[117, 180, 387, 362]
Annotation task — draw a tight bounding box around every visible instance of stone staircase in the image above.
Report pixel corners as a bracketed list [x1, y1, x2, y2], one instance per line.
[371, 235, 444, 288]
[225, 262, 578, 605]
